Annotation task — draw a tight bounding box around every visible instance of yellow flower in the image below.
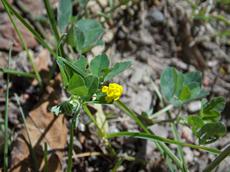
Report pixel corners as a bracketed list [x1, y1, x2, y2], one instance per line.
[101, 83, 123, 102]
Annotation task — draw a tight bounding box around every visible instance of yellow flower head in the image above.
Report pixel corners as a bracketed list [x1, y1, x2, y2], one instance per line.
[101, 83, 123, 102]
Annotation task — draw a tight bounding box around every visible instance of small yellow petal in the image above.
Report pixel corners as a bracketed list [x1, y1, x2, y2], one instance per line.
[102, 86, 108, 93]
[101, 83, 123, 102]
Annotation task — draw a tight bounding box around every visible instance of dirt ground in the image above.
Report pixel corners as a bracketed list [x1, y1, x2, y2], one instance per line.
[0, 0, 230, 171]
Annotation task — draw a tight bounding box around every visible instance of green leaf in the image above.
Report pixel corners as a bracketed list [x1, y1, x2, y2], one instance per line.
[183, 71, 202, 85]
[56, 57, 72, 87]
[58, 0, 72, 32]
[160, 67, 178, 101]
[57, 56, 85, 77]
[187, 97, 226, 144]
[73, 55, 88, 73]
[66, 25, 77, 47]
[187, 116, 204, 134]
[89, 54, 109, 76]
[78, 0, 89, 8]
[85, 75, 99, 97]
[203, 97, 225, 113]
[70, 19, 104, 53]
[51, 99, 80, 116]
[200, 97, 225, 121]
[160, 67, 208, 106]
[104, 61, 131, 81]
[75, 26, 85, 52]
[51, 101, 73, 116]
[174, 71, 184, 96]
[179, 85, 191, 101]
[67, 74, 88, 96]
[197, 122, 226, 144]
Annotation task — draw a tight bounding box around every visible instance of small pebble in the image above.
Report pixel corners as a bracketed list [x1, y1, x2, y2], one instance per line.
[187, 101, 201, 113]
[147, 8, 165, 25]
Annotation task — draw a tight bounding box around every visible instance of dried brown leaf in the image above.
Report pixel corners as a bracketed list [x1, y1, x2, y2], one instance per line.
[10, 101, 67, 172]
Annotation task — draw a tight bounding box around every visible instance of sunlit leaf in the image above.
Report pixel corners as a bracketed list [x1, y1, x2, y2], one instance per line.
[68, 19, 104, 53]
[200, 97, 225, 121]
[197, 122, 226, 144]
[160, 67, 208, 106]
[58, 0, 72, 32]
[85, 75, 99, 98]
[90, 54, 109, 77]
[68, 74, 88, 96]
[104, 61, 131, 81]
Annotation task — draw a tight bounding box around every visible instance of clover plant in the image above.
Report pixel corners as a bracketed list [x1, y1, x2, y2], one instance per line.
[1, 0, 229, 171]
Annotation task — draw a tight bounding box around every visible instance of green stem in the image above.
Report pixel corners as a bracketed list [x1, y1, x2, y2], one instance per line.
[1, 0, 55, 57]
[43, 0, 66, 57]
[43, 0, 60, 41]
[167, 109, 188, 172]
[114, 100, 183, 170]
[106, 132, 221, 154]
[111, 158, 123, 172]
[82, 104, 103, 136]
[212, 14, 230, 26]
[203, 144, 230, 172]
[67, 112, 80, 172]
[2, 0, 42, 85]
[114, 100, 149, 132]
[82, 103, 116, 156]
[150, 104, 174, 119]
[171, 124, 188, 172]
[0, 68, 35, 78]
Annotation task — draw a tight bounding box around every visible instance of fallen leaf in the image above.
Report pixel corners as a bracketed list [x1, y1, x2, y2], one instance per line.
[0, 13, 37, 52]
[35, 49, 51, 72]
[10, 100, 67, 172]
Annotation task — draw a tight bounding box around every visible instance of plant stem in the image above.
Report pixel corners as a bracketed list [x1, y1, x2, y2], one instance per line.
[82, 104, 103, 136]
[114, 100, 183, 170]
[106, 131, 221, 154]
[43, 0, 60, 41]
[2, 0, 42, 85]
[150, 104, 174, 119]
[1, 0, 56, 57]
[67, 112, 80, 172]
[82, 104, 116, 156]
[0, 68, 35, 78]
[203, 144, 230, 172]
[167, 110, 188, 172]
[171, 123, 188, 172]
[43, 0, 65, 56]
